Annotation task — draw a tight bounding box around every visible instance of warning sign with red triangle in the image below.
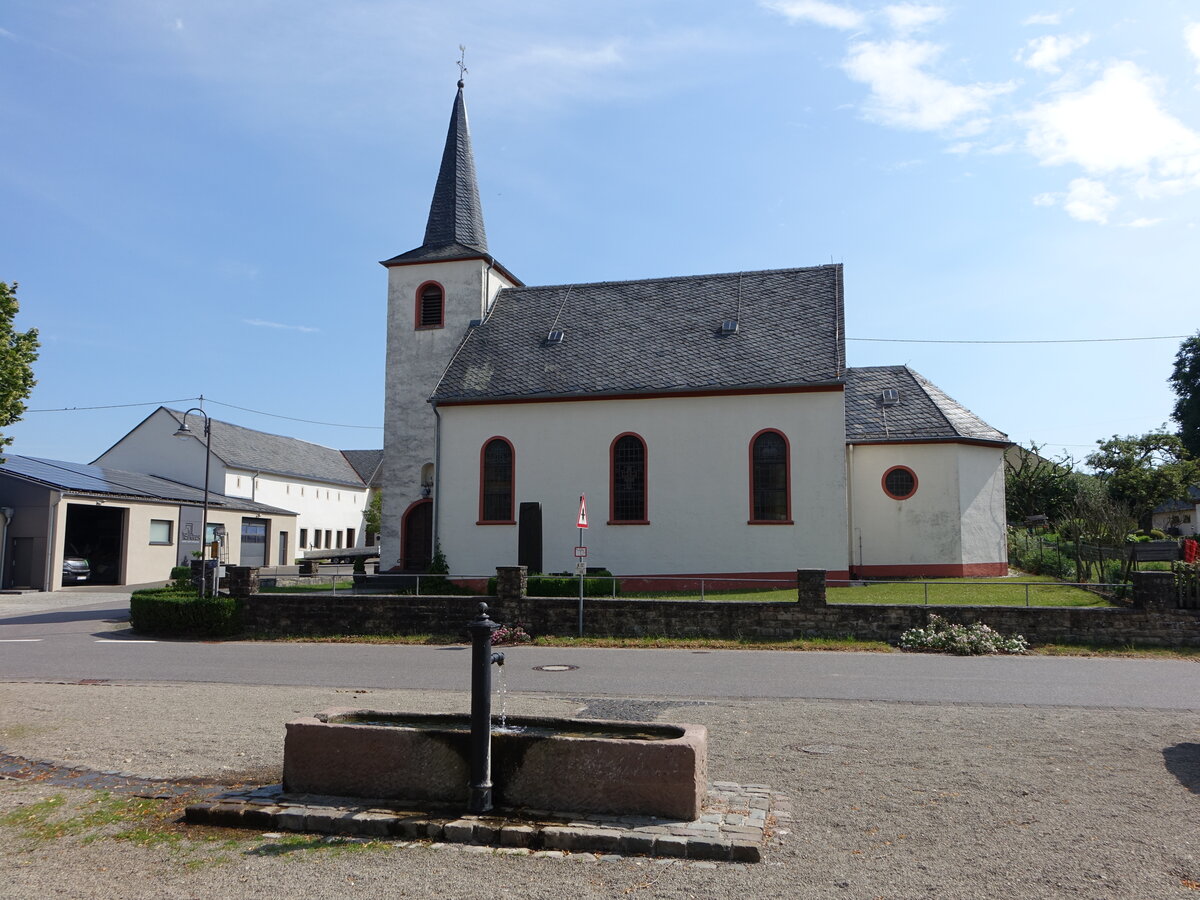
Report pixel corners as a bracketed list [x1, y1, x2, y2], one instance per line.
[577, 494, 589, 529]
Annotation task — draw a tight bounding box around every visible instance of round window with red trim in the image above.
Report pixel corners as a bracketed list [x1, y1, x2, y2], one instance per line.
[882, 466, 918, 500]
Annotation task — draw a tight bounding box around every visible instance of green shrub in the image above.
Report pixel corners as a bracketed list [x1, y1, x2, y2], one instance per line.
[352, 556, 366, 575]
[169, 565, 192, 589]
[486, 570, 616, 597]
[130, 588, 242, 638]
[900, 614, 1028, 655]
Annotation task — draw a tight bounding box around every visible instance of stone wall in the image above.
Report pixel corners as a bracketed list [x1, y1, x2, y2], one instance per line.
[243, 590, 1200, 648]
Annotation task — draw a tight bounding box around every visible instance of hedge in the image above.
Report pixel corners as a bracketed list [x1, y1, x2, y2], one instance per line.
[486, 571, 617, 598]
[129, 588, 243, 638]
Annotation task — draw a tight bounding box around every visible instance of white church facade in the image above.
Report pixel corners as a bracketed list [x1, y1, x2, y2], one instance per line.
[379, 82, 1010, 583]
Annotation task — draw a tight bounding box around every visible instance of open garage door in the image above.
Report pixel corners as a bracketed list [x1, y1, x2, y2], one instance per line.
[64, 503, 126, 585]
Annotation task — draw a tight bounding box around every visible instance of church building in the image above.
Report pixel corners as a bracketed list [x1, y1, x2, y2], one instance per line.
[379, 81, 1010, 583]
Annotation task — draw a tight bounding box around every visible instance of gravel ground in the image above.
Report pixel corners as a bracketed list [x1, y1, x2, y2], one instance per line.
[0, 679, 1198, 899]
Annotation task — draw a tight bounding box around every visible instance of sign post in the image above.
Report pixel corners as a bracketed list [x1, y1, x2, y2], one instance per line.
[576, 494, 588, 637]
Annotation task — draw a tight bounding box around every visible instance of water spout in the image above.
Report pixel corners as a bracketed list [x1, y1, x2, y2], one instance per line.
[466, 602, 503, 813]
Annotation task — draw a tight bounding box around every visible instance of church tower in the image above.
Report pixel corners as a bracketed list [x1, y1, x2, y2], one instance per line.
[379, 79, 520, 572]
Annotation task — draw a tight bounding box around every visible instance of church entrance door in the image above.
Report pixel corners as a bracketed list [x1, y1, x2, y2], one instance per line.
[401, 500, 433, 572]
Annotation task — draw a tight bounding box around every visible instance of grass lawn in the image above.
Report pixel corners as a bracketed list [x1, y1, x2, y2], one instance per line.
[622, 575, 1118, 607]
[258, 581, 355, 593]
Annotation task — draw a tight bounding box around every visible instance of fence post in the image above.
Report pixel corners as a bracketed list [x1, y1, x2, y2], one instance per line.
[795, 569, 827, 607]
[923, 582, 929, 606]
[700, 579, 705, 602]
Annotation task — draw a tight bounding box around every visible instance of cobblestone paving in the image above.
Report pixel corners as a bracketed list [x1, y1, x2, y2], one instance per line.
[185, 780, 789, 862]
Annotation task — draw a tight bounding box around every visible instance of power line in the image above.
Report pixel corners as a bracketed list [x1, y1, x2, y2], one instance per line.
[849, 334, 1188, 345]
[27, 396, 383, 430]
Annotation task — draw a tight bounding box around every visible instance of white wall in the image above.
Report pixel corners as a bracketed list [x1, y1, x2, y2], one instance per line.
[435, 390, 850, 576]
[95, 408, 229, 492]
[225, 470, 366, 555]
[848, 442, 1007, 573]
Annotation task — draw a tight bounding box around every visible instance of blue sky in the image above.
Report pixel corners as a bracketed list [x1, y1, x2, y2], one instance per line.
[2, 0, 1198, 468]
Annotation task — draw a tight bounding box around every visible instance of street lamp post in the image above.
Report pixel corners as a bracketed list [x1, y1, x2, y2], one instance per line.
[173, 408, 213, 597]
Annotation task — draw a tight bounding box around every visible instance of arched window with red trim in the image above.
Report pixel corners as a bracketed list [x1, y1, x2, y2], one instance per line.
[609, 433, 647, 523]
[750, 429, 791, 523]
[415, 281, 444, 329]
[479, 438, 514, 523]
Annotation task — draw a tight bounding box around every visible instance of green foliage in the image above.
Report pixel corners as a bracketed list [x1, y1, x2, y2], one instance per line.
[427, 542, 449, 575]
[129, 587, 242, 637]
[1005, 443, 1077, 523]
[899, 614, 1029, 655]
[352, 556, 366, 574]
[169, 565, 192, 589]
[486, 570, 617, 597]
[1086, 429, 1200, 530]
[1006, 530, 1077, 580]
[1170, 332, 1200, 458]
[0, 282, 39, 459]
[364, 490, 382, 536]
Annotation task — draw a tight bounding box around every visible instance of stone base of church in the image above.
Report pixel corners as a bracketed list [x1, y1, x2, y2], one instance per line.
[850, 562, 1009, 578]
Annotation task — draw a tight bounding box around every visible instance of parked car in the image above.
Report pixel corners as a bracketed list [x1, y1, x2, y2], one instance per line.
[62, 557, 90, 583]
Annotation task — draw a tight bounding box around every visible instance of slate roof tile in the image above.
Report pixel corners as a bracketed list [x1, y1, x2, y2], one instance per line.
[433, 265, 845, 401]
[844, 366, 1008, 444]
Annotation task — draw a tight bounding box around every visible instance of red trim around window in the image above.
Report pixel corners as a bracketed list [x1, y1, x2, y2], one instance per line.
[881, 465, 918, 500]
[477, 436, 516, 524]
[414, 280, 445, 330]
[608, 432, 649, 524]
[748, 428, 793, 524]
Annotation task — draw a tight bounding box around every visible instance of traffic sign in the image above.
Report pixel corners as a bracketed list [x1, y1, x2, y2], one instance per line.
[574, 559, 587, 576]
[577, 494, 588, 528]
[574, 546, 588, 558]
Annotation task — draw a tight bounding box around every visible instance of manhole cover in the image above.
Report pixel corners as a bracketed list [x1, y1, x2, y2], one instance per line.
[532, 664, 578, 672]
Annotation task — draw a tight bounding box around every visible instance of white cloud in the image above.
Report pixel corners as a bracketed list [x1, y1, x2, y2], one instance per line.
[244, 319, 319, 333]
[883, 4, 946, 34]
[1022, 62, 1200, 187]
[1032, 192, 1058, 206]
[1186, 22, 1200, 74]
[1016, 33, 1090, 73]
[1022, 12, 1063, 26]
[512, 42, 623, 72]
[842, 40, 1013, 131]
[1062, 177, 1117, 223]
[762, 0, 865, 30]
[1124, 217, 1162, 228]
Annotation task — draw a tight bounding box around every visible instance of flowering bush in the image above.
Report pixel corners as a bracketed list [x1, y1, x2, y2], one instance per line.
[491, 624, 532, 645]
[899, 614, 1028, 656]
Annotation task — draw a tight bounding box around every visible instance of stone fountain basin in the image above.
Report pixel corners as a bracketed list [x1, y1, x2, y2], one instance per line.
[284, 709, 708, 821]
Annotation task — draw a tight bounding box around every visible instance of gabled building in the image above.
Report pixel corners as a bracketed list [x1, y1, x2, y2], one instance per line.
[0, 454, 296, 590]
[93, 407, 373, 561]
[379, 81, 1011, 581]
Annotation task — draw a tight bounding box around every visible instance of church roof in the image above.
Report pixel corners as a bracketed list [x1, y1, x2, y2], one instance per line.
[432, 265, 845, 402]
[844, 366, 1009, 445]
[383, 83, 489, 266]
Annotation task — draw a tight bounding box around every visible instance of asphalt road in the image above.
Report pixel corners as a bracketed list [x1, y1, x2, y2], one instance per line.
[2, 591, 1198, 709]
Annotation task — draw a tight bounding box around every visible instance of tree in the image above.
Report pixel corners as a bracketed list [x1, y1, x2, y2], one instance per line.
[1085, 429, 1200, 530]
[1005, 443, 1077, 523]
[364, 490, 382, 537]
[1170, 331, 1200, 458]
[0, 282, 39, 458]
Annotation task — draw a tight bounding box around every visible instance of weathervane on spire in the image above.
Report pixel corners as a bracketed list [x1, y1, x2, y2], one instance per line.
[457, 45, 468, 87]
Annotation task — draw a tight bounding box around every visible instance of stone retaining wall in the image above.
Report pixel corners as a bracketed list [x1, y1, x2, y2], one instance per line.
[243, 587, 1200, 648]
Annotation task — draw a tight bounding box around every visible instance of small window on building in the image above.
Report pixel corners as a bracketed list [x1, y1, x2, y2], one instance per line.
[882, 466, 918, 500]
[417, 282, 445, 329]
[149, 519, 173, 545]
[750, 430, 790, 522]
[336, 531, 343, 549]
[313, 530, 322, 549]
[325, 529, 332, 548]
[610, 434, 647, 523]
[299, 528, 308, 549]
[479, 438, 514, 523]
[346, 528, 356, 548]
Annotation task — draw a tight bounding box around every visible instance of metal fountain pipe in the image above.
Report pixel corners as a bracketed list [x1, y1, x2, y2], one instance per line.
[467, 602, 505, 813]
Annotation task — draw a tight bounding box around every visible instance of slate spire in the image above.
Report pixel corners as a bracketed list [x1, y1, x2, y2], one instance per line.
[421, 80, 488, 254]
